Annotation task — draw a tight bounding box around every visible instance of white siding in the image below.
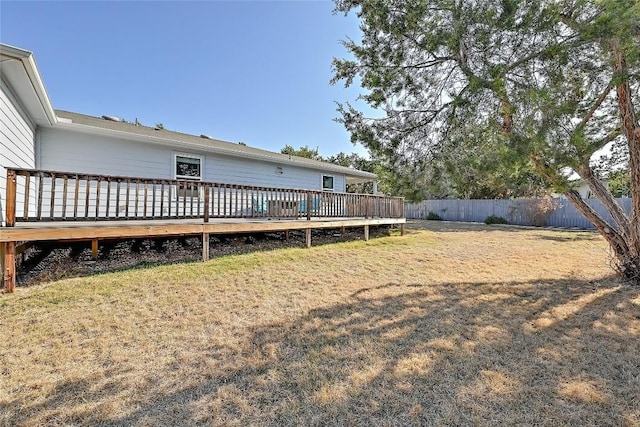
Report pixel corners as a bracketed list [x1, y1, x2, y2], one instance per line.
[39, 127, 347, 192]
[0, 78, 36, 224]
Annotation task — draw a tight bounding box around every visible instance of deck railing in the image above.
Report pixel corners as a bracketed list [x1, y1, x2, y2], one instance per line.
[3, 168, 404, 226]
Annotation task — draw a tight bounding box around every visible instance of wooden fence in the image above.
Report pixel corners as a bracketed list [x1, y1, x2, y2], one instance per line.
[405, 198, 633, 229]
[3, 168, 404, 225]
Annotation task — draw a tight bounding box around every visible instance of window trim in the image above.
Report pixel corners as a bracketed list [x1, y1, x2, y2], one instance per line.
[321, 174, 335, 192]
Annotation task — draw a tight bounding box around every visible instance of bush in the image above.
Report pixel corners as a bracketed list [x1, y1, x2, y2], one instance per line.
[426, 211, 442, 221]
[485, 215, 508, 225]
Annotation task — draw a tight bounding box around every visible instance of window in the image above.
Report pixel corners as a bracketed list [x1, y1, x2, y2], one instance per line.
[322, 175, 334, 191]
[174, 153, 202, 198]
[175, 154, 202, 179]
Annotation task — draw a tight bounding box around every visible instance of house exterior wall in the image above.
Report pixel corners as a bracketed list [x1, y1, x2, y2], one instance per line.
[37, 127, 347, 192]
[0, 78, 36, 225]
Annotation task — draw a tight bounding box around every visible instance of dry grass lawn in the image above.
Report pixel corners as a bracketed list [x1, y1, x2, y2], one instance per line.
[1, 221, 639, 426]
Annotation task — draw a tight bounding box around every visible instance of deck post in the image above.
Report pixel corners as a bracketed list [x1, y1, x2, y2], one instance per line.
[4, 242, 16, 292]
[91, 239, 99, 260]
[285, 230, 290, 241]
[364, 225, 370, 241]
[1, 243, 5, 291]
[305, 228, 312, 248]
[202, 233, 210, 261]
[306, 191, 312, 221]
[400, 223, 405, 236]
[6, 169, 17, 227]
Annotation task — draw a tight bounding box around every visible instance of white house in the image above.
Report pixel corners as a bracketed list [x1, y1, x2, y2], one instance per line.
[0, 43, 378, 225]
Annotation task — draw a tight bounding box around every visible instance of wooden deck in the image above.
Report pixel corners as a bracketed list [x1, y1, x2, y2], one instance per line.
[1, 168, 405, 292]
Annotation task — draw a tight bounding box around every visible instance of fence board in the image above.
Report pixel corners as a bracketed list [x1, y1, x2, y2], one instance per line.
[405, 198, 633, 229]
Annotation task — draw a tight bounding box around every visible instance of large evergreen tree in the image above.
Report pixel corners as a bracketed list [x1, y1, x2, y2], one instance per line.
[332, 0, 640, 280]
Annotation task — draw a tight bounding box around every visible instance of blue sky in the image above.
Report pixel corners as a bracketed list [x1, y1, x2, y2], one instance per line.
[1, 0, 369, 157]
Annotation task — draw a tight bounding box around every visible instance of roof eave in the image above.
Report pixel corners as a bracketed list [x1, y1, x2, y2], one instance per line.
[54, 120, 377, 179]
[0, 43, 57, 126]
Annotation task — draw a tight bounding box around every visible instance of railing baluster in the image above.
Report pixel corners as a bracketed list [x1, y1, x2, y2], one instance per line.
[49, 173, 56, 219]
[84, 177, 91, 219]
[151, 180, 156, 218]
[167, 182, 172, 218]
[23, 173, 30, 220]
[115, 180, 121, 218]
[135, 180, 140, 218]
[125, 179, 130, 218]
[160, 181, 164, 218]
[62, 175, 68, 219]
[37, 172, 44, 221]
[73, 175, 80, 218]
[105, 177, 111, 218]
[95, 176, 101, 219]
[143, 181, 148, 218]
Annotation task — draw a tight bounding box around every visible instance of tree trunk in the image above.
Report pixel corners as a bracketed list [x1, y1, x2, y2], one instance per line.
[608, 42, 640, 280]
[569, 41, 640, 281]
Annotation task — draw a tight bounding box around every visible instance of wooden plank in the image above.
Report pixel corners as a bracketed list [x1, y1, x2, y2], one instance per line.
[95, 177, 102, 219]
[143, 181, 148, 218]
[0, 217, 406, 243]
[203, 185, 210, 223]
[115, 180, 121, 218]
[202, 233, 209, 262]
[23, 173, 30, 220]
[105, 178, 111, 218]
[91, 239, 99, 260]
[73, 175, 80, 218]
[37, 172, 44, 221]
[5, 170, 17, 227]
[159, 182, 164, 219]
[151, 181, 156, 218]
[125, 179, 131, 218]
[135, 180, 140, 218]
[49, 175, 57, 219]
[4, 241, 15, 292]
[84, 178, 90, 219]
[62, 176, 68, 219]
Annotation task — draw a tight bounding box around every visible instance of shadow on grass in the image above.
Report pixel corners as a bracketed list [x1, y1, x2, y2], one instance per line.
[408, 220, 601, 239]
[6, 276, 639, 426]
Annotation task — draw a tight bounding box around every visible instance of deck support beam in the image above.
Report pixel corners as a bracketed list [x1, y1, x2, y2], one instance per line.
[91, 239, 99, 260]
[3, 242, 16, 293]
[202, 233, 210, 262]
[285, 230, 290, 241]
[364, 225, 370, 241]
[400, 224, 405, 236]
[305, 228, 312, 248]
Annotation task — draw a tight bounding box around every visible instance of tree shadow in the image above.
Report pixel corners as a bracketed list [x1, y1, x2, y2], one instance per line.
[5, 277, 639, 426]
